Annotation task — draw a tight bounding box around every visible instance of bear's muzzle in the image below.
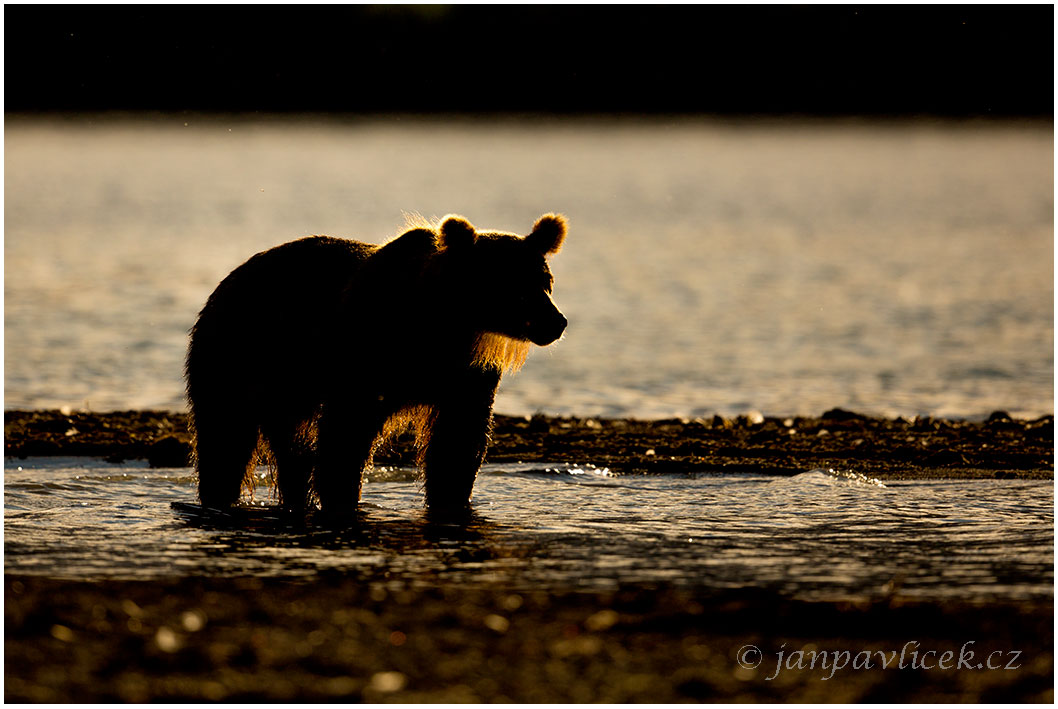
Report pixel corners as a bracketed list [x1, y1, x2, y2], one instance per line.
[529, 309, 567, 346]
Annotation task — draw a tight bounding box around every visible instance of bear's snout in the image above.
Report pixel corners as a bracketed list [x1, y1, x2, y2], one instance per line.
[530, 310, 567, 346]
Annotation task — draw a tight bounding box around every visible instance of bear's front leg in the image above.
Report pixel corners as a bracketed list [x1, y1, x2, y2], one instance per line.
[421, 367, 501, 513]
[313, 402, 385, 520]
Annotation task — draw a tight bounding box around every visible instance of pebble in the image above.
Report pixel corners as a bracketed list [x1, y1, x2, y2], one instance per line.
[367, 671, 407, 693]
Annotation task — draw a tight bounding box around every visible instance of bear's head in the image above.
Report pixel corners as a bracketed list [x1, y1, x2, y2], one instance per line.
[437, 213, 568, 359]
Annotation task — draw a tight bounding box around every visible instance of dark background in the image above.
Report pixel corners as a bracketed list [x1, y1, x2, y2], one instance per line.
[4, 4, 1053, 116]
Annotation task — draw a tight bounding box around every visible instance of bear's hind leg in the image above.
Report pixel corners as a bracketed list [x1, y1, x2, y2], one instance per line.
[313, 404, 385, 519]
[193, 410, 259, 509]
[261, 417, 316, 512]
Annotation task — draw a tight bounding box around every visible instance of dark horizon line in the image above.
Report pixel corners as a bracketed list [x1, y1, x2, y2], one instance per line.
[6, 109, 1053, 122]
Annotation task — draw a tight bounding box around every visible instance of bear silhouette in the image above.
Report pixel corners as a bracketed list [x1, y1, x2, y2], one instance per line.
[186, 213, 567, 516]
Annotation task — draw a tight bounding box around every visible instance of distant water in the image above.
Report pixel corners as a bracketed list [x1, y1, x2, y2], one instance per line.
[4, 458, 1053, 602]
[4, 117, 1053, 419]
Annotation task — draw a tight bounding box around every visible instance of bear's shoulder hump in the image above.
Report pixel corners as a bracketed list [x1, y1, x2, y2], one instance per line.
[375, 228, 439, 258]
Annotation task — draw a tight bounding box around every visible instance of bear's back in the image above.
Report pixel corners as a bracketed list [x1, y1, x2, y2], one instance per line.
[200, 236, 371, 319]
[242, 235, 375, 293]
[188, 236, 380, 403]
[190, 229, 442, 365]
[190, 236, 375, 369]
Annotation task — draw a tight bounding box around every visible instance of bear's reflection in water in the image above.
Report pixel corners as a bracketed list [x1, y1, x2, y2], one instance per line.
[172, 499, 522, 583]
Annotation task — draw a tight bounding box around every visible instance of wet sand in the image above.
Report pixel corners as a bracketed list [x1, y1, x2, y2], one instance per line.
[4, 409, 1054, 702]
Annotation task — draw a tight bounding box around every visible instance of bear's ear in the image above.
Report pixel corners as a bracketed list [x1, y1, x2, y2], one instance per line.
[438, 215, 477, 250]
[526, 213, 567, 256]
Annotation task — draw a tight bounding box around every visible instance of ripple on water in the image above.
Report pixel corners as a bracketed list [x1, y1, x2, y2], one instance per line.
[3, 458, 1052, 601]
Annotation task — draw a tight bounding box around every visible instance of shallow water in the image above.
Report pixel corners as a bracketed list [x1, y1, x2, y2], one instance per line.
[4, 117, 1053, 419]
[5, 458, 1052, 602]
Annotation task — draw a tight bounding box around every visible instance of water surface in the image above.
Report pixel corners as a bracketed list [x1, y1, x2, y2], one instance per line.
[5, 458, 1051, 602]
[4, 118, 1052, 419]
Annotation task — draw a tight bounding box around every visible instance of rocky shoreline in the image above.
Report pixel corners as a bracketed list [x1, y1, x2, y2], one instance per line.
[4, 408, 1053, 479]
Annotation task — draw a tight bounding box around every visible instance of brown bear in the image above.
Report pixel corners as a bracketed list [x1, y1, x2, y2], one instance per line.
[185, 213, 567, 517]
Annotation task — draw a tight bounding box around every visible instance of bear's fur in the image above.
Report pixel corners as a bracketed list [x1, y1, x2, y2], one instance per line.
[186, 213, 567, 516]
